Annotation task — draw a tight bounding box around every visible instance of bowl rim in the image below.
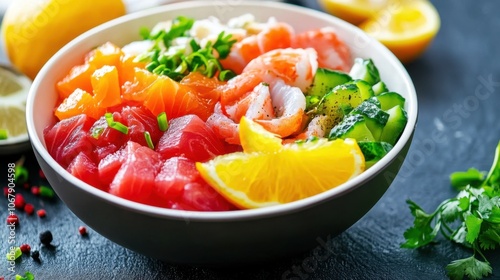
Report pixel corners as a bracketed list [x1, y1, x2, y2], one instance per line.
[27, 0, 418, 222]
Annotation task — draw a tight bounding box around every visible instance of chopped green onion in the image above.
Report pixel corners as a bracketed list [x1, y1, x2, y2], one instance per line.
[219, 70, 236, 81]
[15, 166, 29, 184]
[0, 129, 7, 140]
[144, 131, 154, 150]
[105, 113, 129, 134]
[6, 247, 22, 261]
[15, 271, 35, 280]
[157, 112, 169, 131]
[40, 185, 55, 199]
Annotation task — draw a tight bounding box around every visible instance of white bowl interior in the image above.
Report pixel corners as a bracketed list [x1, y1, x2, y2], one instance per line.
[26, 1, 417, 221]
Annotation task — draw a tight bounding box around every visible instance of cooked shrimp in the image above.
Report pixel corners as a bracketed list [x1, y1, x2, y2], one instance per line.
[225, 82, 275, 122]
[206, 102, 240, 145]
[218, 48, 318, 110]
[220, 21, 295, 74]
[292, 27, 352, 72]
[243, 48, 318, 92]
[254, 79, 306, 137]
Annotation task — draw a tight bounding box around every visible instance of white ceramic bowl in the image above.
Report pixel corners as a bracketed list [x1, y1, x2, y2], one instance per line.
[26, 1, 417, 264]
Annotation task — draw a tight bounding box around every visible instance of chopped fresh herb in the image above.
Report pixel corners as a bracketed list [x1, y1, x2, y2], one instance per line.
[144, 131, 154, 150]
[16, 271, 35, 280]
[6, 246, 22, 261]
[219, 69, 236, 81]
[157, 112, 169, 131]
[0, 129, 7, 139]
[15, 165, 29, 184]
[105, 113, 129, 134]
[137, 16, 236, 81]
[402, 141, 500, 280]
[39, 185, 55, 199]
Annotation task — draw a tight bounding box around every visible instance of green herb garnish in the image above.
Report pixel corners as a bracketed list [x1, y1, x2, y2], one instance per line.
[137, 16, 236, 81]
[105, 113, 128, 134]
[16, 271, 35, 280]
[144, 131, 154, 150]
[15, 165, 29, 184]
[157, 112, 169, 132]
[6, 247, 22, 261]
[39, 185, 55, 199]
[402, 141, 500, 280]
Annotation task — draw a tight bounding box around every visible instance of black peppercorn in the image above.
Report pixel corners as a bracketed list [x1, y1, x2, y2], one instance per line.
[31, 250, 40, 260]
[39, 230, 53, 246]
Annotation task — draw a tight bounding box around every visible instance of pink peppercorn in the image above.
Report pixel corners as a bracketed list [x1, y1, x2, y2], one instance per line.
[31, 186, 40, 196]
[3, 187, 8, 197]
[6, 214, 19, 226]
[37, 209, 46, 218]
[78, 226, 87, 236]
[39, 169, 46, 179]
[14, 193, 26, 209]
[19, 244, 31, 254]
[24, 203, 35, 215]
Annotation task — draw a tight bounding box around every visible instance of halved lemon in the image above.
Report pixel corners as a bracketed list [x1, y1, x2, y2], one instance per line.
[239, 116, 283, 153]
[196, 138, 365, 209]
[0, 66, 32, 151]
[359, 0, 440, 63]
[318, 0, 389, 25]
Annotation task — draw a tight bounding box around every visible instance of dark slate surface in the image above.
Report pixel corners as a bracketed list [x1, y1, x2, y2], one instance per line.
[2, 0, 500, 279]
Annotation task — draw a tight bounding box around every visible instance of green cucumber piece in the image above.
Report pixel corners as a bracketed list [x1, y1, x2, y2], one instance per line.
[346, 79, 375, 100]
[318, 83, 363, 129]
[328, 114, 375, 142]
[349, 100, 389, 140]
[349, 58, 381, 86]
[358, 141, 393, 168]
[372, 81, 389, 95]
[306, 68, 352, 97]
[375, 91, 406, 111]
[379, 105, 408, 145]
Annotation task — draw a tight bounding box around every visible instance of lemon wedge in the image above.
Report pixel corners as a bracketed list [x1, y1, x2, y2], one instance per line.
[318, 0, 389, 25]
[360, 0, 440, 63]
[0, 66, 32, 151]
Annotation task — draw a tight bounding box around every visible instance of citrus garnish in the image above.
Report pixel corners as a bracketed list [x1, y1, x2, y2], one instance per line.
[1, 0, 126, 80]
[239, 116, 283, 153]
[0, 104, 27, 139]
[0, 66, 32, 140]
[359, 0, 440, 63]
[317, 0, 389, 25]
[196, 138, 365, 209]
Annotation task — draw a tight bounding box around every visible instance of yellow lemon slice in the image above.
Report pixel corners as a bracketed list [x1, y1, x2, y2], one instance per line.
[239, 116, 283, 153]
[360, 0, 440, 63]
[196, 138, 365, 209]
[1, 0, 126, 80]
[0, 66, 32, 141]
[318, 0, 389, 25]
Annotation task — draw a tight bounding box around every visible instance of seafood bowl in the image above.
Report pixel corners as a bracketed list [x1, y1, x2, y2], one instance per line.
[26, 1, 417, 264]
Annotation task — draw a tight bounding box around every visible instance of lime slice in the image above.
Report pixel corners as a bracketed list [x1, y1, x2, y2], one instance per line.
[0, 65, 32, 151]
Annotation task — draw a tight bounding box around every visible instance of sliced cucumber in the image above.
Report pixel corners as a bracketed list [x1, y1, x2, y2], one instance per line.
[328, 114, 375, 142]
[379, 105, 408, 145]
[372, 81, 389, 95]
[358, 141, 393, 168]
[306, 68, 352, 97]
[317, 83, 363, 129]
[349, 58, 380, 86]
[349, 100, 389, 140]
[375, 91, 406, 111]
[346, 79, 375, 101]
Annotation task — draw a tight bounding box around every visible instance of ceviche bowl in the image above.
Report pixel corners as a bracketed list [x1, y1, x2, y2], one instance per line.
[26, 1, 417, 264]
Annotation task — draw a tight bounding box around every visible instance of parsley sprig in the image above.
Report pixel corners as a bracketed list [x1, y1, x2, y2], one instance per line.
[136, 16, 237, 81]
[402, 141, 500, 280]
